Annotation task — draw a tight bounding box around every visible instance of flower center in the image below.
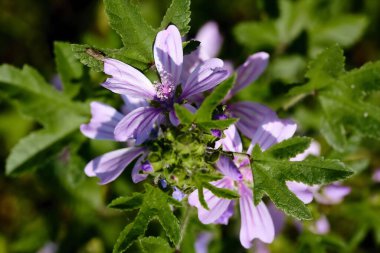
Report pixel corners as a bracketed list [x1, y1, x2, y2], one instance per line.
[156, 70, 175, 101]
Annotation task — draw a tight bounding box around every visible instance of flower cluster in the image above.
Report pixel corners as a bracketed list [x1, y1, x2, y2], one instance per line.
[80, 23, 350, 249]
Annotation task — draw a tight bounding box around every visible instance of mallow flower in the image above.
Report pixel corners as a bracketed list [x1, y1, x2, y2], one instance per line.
[101, 24, 229, 145]
[182, 21, 273, 140]
[189, 111, 297, 248]
[80, 99, 153, 184]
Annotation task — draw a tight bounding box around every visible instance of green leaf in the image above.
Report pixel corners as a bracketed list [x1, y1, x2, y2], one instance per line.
[54, 41, 83, 97]
[309, 15, 368, 56]
[234, 21, 278, 51]
[174, 104, 195, 125]
[289, 44, 345, 95]
[252, 145, 353, 220]
[197, 119, 237, 131]
[113, 184, 180, 253]
[160, 0, 191, 35]
[137, 237, 174, 253]
[0, 65, 88, 175]
[203, 182, 239, 199]
[253, 162, 312, 220]
[196, 75, 235, 122]
[265, 137, 312, 159]
[108, 193, 144, 210]
[104, 0, 156, 62]
[342, 61, 380, 95]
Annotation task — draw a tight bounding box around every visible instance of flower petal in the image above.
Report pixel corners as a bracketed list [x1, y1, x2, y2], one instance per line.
[196, 21, 223, 60]
[121, 94, 149, 114]
[131, 154, 150, 183]
[228, 102, 277, 140]
[230, 52, 269, 96]
[290, 141, 321, 161]
[154, 25, 183, 86]
[373, 169, 380, 183]
[247, 118, 297, 153]
[80, 102, 124, 141]
[214, 201, 235, 225]
[315, 184, 351, 205]
[114, 107, 162, 145]
[84, 147, 145, 184]
[286, 181, 315, 204]
[311, 215, 330, 234]
[215, 155, 243, 181]
[195, 232, 213, 253]
[188, 177, 234, 224]
[239, 183, 274, 248]
[215, 124, 243, 152]
[181, 58, 229, 99]
[102, 58, 156, 99]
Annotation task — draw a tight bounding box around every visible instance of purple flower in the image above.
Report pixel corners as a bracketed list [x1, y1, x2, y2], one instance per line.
[195, 232, 214, 253]
[311, 215, 330, 235]
[80, 101, 152, 184]
[189, 125, 277, 248]
[172, 186, 186, 201]
[373, 169, 380, 182]
[102, 25, 229, 144]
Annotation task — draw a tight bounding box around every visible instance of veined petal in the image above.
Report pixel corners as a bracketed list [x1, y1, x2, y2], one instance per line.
[214, 201, 235, 225]
[196, 21, 223, 60]
[84, 147, 145, 184]
[239, 183, 274, 248]
[215, 124, 243, 152]
[215, 155, 243, 181]
[248, 118, 297, 153]
[154, 25, 183, 87]
[228, 102, 277, 140]
[102, 58, 156, 99]
[286, 181, 315, 204]
[114, 107, 162, 145]
[188, 177, 234, 224]
[80, 102, 124, 141]
[181, 58, 229, 99]
[230, 52, 269, 96]
[121, 94, 149, 114]
[131, 153, 150, 183]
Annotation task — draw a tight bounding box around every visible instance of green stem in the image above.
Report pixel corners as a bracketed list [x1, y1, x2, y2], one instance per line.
[175, 204, 191, 251]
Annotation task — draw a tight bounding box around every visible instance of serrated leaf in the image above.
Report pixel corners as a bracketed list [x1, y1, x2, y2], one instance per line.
[342, 61, 380, 95]
[203, 182, 239, 199]
[104, 0, 156, 62]
[113, 184, 180, 253]
[137, 237, 174, 253]
[196, 75, 235, 122]
[160, 0, 191, 35]
[265, 137, 312, 159]
[0, 64, 88, 175]
[54, 41, 83, 97]
[108, 193, 144, 210]
[289, 44, 345, 95]
[253, 163, 312, 220]
[174, 104, 195, 125]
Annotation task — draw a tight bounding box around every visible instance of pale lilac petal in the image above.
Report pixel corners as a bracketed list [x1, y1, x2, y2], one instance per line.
[286, 181, 315, 204]
[247, 118, 297, 153]
[102, 58, 155, 99]
[239, 183, 274, 248]
[230, 52, 269, 96]
[315, 184, 351, 205]
[254, 241, 270, 253]
[154, 25, 183, 86]
[84, 147, 145, 184]
[181, 58, 229, 99]
[80, 102, 124, 141]
[216, 155, 243, 181]
[188, 178, 234, 224]
[114, 107, 162, 144]
[121, 95, 149, 114]
[131, 154, 151, 183]
[196, 21, 223, 60]
[234, 154, 253, 182]
[372, 169, 380, 183]
[311, 215, 330, 235]
[214, 201, 235, 225]
[172, 187, 186, 201]
[195, 232, 213, 253]
[228, 102, 277, 140]
[290, 141, 321, 161]
[267, 202, 286, 235]
[215, 124, 243, 152]
[181, 50, 202, 84]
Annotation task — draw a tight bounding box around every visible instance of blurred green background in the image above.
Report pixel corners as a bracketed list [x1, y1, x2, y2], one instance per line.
[1, 0, 380, 252]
